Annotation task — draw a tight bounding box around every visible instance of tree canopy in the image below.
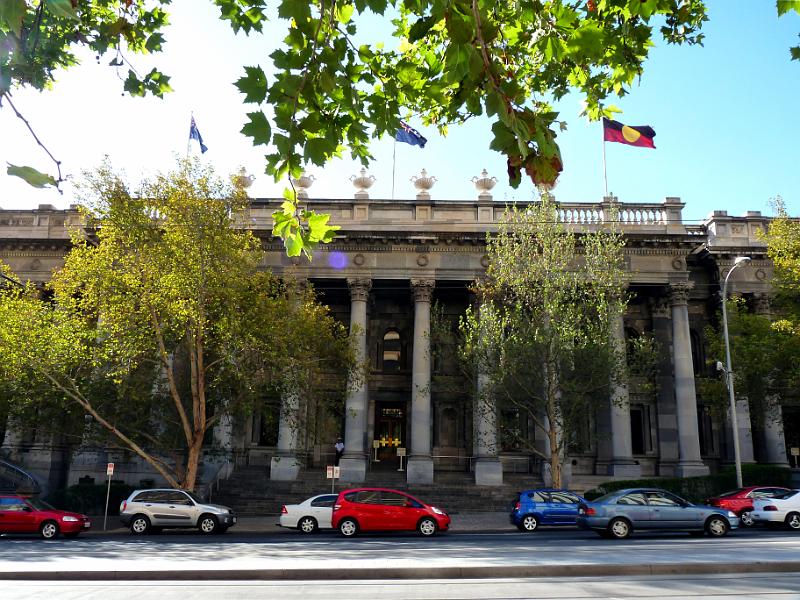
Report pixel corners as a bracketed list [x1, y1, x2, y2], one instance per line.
[0, 158, 355, 489]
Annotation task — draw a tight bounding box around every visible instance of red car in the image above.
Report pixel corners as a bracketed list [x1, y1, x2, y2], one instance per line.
[332, 487, 450, 537]
[706, 486, 790, 527]
[0, 494, 91, 539]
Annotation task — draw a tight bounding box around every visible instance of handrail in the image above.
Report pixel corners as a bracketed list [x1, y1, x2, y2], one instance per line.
[0, 459, 42, 494]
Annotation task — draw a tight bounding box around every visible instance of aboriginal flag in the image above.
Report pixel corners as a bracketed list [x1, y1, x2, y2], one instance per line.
[602, 118, 656, 149]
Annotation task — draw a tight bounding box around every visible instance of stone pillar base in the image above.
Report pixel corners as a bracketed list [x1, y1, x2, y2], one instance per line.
[474, 459, 503, 486]
[269, 455, 302, 481]
[406, 456, 434, 484]
[338, 456, 367, 483]
[675, 462, 709, 478]
[607, 462, 642, 478]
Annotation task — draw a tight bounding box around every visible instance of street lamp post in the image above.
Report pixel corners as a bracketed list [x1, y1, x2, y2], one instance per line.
[721, 256, 751, 489]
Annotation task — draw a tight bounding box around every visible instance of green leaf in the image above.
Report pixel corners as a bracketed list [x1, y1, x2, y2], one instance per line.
[285, 231, 304, 257]
[236, 66, 268, 104]
[777, 1, 800, 16]
[241, 111, 271, 146]
[409, 15, 437, 42]
[7, 164, 57, 189]
[791, 45, 800, 61]
[336, 3, 354, 23]
[44, 0, 78, 20]
[0, 0, 26, 36]
[144, 33, 165, 53]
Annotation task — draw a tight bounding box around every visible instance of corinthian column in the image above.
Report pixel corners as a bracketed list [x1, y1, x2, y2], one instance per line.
[608, 309, 641, 477]
[407, 278, 435, 484]
[339, 278, 371, 482]
[669, 282, 709, 476]
[473, 299, 503, 485]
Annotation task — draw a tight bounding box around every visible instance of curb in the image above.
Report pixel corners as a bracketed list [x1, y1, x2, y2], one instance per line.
[3, 561, 800, 581]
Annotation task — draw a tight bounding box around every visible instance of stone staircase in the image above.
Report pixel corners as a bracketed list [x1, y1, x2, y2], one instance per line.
[210, 465, 545, 515]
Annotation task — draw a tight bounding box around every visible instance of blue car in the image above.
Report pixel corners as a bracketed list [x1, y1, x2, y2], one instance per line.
[510, 489, 586, 532]
[577, 487, 739, 539]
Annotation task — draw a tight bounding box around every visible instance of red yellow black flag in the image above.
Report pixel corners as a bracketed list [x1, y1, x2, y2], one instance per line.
[602, 118, 656, 149]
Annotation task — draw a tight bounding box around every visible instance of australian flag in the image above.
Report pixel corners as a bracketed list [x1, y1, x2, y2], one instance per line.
[189, 116, 208, 153]
[395, 121, 427, 148]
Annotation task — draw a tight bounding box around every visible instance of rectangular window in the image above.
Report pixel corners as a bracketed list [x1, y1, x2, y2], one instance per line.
[698, 404, 716, 456]
[630, 404, 653, 455]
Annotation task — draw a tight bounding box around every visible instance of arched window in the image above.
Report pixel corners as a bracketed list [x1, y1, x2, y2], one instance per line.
[382, 329, 402, 372]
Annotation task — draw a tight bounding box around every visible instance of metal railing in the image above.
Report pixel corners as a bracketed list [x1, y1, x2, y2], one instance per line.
[0, 459, 42, 494]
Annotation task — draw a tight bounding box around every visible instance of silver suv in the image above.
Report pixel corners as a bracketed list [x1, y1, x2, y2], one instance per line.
[119, 489, 236, 535]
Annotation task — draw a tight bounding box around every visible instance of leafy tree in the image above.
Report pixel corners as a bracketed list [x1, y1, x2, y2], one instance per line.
[0, 158, 355, 490]
[456, 195, 630, 488]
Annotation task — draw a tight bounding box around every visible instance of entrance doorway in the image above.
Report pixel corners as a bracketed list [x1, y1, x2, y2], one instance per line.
[374, 402, 406, 467]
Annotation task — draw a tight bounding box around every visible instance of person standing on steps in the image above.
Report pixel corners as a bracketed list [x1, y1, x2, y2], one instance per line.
[334, 438, 344, 466]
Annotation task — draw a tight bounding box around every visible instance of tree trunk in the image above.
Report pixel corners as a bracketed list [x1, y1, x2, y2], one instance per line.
[183, 432, 204, 490]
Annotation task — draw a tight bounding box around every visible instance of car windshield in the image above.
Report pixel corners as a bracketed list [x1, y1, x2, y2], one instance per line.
[185, 491, 203, 504]
[26, 497, 55, 511]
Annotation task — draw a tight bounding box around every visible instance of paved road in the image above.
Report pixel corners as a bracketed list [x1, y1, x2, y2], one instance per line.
[1, 528, 799, 579]
[4, 573, 800, 600]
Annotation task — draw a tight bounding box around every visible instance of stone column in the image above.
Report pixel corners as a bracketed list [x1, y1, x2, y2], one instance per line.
[608, 310, 641, 477]
[650, 296, 678, 475]
[753, 293, 789, 466]
[474, 368, 503, 485]
[339, 278, 371, 482]
[270, 376, 303, 480]
[407, 278, 435, 484]
[669, 282, 709, 476]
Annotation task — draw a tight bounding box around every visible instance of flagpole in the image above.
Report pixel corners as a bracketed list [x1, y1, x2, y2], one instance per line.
[602, 138, 608, 198]
[187, 111, 193, 158]
[391, 139, 397, 200]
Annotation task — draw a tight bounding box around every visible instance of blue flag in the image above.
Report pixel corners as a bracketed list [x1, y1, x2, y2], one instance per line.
[395, 121, 427, 148]
[189, 116, 208, 154]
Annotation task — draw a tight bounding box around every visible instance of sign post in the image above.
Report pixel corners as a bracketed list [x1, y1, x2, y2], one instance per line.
[791, 447, 799, 468]
[103, 462, 114, 531]
[326, 465, 340, 494]
[372, 439, 380, 462]
[397, 448, 406, 472]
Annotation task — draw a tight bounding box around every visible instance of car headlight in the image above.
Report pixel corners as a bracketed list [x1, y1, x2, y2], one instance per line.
[62, 516, 79, 522]
[431, 507, 445, 515]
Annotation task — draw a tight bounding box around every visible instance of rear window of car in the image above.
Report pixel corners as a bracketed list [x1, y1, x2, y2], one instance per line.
[343, 492, 356, 502]
[311, 495, 337, 507]
[527, 491, 548, 503]
[355, 490, 380, 504]
[549, 492, 578, 504]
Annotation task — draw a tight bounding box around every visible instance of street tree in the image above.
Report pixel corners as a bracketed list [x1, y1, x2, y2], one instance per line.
[0, 158, 354, 490]
[457, 196, 631, 488]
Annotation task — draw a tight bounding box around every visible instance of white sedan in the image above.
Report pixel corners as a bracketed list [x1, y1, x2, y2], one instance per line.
[279, 494, 337, 533]
[752, 489, 800, 530]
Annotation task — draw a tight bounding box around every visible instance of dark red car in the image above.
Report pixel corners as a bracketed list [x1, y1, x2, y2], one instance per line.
[0, 494, 91, 539]
[706, 486, 790, 527]
[332, 487, 450, 537]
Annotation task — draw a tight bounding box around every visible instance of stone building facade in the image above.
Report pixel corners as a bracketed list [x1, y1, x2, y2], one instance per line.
[0, 171, 795, 490]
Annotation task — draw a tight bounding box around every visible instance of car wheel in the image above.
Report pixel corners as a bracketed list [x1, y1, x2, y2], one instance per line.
[298, 516, 318, 534]
[706, 516, 729, 537]
[63, 532, 81, 539]
[130, 515, 151, 535]
[338, 518, 358, 537]
[521, 515, 539, 532]
[607, 517, 631, 539]
[40, 520, 59, 540]
[198, 514, 219, 534]
[739, 510, 755, 528]
[785, 512, 800, 531]
[418, 517, 437, 537]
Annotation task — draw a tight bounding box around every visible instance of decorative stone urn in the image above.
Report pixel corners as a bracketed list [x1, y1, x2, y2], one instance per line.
[411, 168, 436, 200]
[536, 181, 556, 200]
[350, 167, 376, 199]
[291, 172, 315, 199]
[471, 169, 497, 200]
[233, 167, 255, 189]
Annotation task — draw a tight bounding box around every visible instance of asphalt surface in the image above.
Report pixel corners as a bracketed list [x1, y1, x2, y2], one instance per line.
[1, 525, 799, 581]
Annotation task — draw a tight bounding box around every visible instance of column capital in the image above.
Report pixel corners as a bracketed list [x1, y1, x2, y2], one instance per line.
[649, 295, 671, 319]
[411, 278, 435, 302]
[347, 277, 372, 301]
[668, 281, 694, 306]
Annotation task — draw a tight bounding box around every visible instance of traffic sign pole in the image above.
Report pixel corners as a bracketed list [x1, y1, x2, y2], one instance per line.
[103, 462, 114, 531]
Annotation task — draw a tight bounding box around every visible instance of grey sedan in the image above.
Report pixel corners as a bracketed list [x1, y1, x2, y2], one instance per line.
[577, 488, 739, 539]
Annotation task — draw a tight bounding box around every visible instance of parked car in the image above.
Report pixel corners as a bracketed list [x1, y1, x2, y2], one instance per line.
[577, 488, 738, 539]
[510, 489, 586, 532]
[332, 487, 450, 537]
[0, 494, 91, 539]
[119, 488, 236, 535]
[752, 489, 800, 530]
[279, 494, 337, 533]
[706, 486, 791, 527]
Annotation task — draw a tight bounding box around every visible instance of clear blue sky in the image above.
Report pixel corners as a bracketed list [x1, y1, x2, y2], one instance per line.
[0, 0, 797, 225]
